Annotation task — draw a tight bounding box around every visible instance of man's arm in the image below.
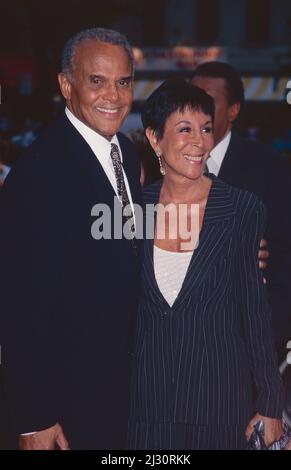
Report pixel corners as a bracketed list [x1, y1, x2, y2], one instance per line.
[0, 153, 64, 435]
[259, 238, 269, 270]
[19, 423, 69, 450]
[237, 196, 284, 419]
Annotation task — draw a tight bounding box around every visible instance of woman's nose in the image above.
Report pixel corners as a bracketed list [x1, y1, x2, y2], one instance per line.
[190, 132, 203, 147]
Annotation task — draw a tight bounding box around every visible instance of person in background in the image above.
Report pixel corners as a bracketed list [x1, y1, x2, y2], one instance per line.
[0, 27, 141, 450]
[191, 62, 291, 362]
[127, 128, 160, 186]
[128, 79, 284, 450]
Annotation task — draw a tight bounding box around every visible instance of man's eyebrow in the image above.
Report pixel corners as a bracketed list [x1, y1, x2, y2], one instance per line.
[89, 74, 104, 80]
[118, 75, 133, 81]
[88, 74, 133, 80]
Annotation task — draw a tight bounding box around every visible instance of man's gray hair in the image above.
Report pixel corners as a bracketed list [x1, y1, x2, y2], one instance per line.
[61, 27, 134, 79]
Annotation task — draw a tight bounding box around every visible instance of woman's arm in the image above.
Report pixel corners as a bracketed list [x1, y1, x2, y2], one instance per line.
[237, 195, 285, 442]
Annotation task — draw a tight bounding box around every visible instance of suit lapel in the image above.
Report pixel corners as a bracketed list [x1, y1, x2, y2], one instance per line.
[59, 114, 117, 203]
[118, 132, 141, 207]
[60, 115, 140, 207]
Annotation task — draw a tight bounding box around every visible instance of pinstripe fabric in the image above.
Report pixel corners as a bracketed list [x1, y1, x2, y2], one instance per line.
[128, 175, 284, 450]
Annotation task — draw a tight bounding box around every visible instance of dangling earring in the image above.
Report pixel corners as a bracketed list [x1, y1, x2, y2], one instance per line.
[156, 152, 166, 176]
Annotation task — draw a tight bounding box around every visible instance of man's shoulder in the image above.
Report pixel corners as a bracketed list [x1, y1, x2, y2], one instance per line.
[117, 132, 139, 158]
[142, 179, 163, 204]
[230, 132, 282, 164]
[4, 114, 74, 188]
[24, 113, 71, 157]
[117, 131, 141, 177]
[117, 131, 134, 148]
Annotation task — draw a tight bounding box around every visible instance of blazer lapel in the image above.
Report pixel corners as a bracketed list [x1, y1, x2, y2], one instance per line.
[173, 176, 236, 309]
[142, 177, 237, 311]
[142, 181, 168, 308]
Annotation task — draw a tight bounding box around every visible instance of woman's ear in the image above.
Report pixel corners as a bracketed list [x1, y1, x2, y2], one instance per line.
[145, 128, 160, 155]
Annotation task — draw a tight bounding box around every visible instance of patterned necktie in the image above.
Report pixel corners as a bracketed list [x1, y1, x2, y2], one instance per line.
[110, 143, 136, 237]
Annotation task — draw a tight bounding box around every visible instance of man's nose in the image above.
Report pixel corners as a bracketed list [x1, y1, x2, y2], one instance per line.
[103, 82, 119, 101]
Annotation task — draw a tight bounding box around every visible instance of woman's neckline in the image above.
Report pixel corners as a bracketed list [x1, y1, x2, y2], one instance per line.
[154, 244, 193, 255]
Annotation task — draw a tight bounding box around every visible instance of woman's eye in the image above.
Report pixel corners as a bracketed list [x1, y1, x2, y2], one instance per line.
[202, 127, 213, 134]
[179, 127, 191, 133]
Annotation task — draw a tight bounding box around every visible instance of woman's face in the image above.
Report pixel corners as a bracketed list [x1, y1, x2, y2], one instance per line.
[149, 107, 214, 181]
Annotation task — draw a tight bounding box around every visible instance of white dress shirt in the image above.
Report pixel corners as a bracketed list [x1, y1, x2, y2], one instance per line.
[207, 131, 231, 176]
[65, 107, 135, 214]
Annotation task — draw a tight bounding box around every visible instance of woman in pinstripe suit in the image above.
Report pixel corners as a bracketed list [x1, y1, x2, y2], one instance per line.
[128, 79, 284, 450]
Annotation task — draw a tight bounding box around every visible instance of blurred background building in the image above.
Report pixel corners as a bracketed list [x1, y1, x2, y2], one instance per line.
[0, 0, 291, 153]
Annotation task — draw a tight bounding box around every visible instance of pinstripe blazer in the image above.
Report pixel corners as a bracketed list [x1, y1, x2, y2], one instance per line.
[130, 175, 284, 430]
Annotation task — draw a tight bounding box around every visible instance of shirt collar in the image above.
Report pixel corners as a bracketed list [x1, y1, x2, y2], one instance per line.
[65, 107, 122, 162]
[208, 131, 231, 175]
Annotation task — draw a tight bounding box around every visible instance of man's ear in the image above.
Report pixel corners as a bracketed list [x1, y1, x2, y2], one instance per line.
[145, 128, 160, 154]
[228, 102, 240, 124]
[58, 73, 72, 101]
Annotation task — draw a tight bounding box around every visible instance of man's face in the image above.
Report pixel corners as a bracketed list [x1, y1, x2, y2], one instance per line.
[58, 40, 133, 140]
[191, 76, 239, 146]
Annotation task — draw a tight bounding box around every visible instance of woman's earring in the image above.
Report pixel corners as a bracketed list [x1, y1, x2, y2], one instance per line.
[156, 152, 166, 176]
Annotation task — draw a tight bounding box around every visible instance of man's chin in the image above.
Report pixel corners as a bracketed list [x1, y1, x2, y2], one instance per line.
[95, 123, 128, 139]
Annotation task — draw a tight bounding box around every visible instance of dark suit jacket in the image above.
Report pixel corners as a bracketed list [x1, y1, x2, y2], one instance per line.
[129, 177, 284, 449]
[0, 113, 141, 449]
[218, 132, 291, 342]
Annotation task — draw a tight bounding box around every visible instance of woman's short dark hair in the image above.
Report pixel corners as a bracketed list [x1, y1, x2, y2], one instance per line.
[141, 78, 215, 141]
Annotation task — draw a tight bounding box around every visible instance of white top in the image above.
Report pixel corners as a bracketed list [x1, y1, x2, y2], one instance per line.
[207, 131, 231, 176]
[154, 245, 193, 307]
[65, 107, 135, 214]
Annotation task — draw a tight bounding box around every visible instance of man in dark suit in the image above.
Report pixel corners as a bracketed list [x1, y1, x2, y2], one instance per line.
[0, 28, 141, 449]
[191, 62, 291, 359]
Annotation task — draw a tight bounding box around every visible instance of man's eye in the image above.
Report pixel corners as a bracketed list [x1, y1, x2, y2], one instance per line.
[90, 77, 102, 85]
[119, 79, 130, 87]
